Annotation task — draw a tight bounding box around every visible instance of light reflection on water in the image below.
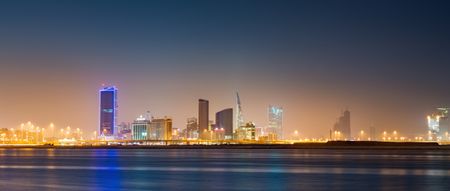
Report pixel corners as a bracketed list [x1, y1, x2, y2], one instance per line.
[0, 149, 449, 190]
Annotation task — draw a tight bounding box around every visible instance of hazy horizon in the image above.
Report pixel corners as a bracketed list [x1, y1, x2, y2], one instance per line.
[1, 0, 450, 138]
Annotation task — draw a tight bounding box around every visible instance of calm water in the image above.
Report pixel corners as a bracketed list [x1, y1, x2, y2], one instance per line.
[0, 148, 449, 190]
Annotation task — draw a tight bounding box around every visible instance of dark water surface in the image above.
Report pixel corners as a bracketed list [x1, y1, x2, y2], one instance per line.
[0, 148, 449, 190]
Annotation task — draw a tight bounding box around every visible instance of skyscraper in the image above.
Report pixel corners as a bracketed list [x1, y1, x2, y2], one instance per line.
[332, 110, 351, 140]
[198, 99, 209, 138]
[99, 86, 118, 138]
[235, 92, 244, 130]
[438, 108, 450, 141]
[427, 107, 449, 141]
[267, 105, 283, 140]
[216, 108, 233, 140]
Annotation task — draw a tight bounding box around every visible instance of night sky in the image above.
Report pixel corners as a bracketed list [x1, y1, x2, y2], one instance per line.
[0, 0, 449, 138]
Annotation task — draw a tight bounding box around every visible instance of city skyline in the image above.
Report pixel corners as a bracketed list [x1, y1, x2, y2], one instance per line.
[0, 1, 450, 138]
[3, 84, 444, 140]
[1, 1, 449, 190]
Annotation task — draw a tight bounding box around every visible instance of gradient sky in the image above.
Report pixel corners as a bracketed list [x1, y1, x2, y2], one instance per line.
[0, 0, 450, 138]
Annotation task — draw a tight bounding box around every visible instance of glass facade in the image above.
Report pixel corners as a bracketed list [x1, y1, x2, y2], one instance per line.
[100, 86, 118, 137]
[132, 116, 150, 140]
[149, 118, 172, 140]
[216, 108, 233, 140]
[267, 105, 283, 140]
[427, 107, 450, 141]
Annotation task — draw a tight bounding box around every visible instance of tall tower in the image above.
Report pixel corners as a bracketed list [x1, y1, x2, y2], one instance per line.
[427, 107, 450, 141]
[236, 92, 244, 130]
[99, 86, 118, 138]
[198, 99, 209, 137]
[268, 105, 283, 140]
[342, 110, 351, 139]
[333, 109, 351, 140]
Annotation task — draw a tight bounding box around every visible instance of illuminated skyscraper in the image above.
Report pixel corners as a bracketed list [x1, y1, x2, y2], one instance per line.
[427, 107, 449, 141]
[438, 108, 450, 140]
[198, 99, 209, 138]
[99, 86, 118, 138]
[267, 105, 283, 140]
[216, 108, 233, 140]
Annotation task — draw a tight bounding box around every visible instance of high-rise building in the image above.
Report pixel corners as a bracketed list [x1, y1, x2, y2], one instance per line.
[332, 110, 351, 140]
[236, 92, 244, 131]
[99, 86, 118, 138]
[131, 115, 150, 140]
[149, 117, 172, 140]
[427, 107, 449, 141]
[198, 99, 209, 138]
[186, 117, 198, 139]
[216, 108, 233, 140]
[267, 105, 283, 140]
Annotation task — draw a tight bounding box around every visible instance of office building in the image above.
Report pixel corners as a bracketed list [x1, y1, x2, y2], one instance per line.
[186, 117, 198, 139]
[267, 105, 283, 140]
[427, 107, 449, 141]
[149, 117, 172, 140]
[172, 127, 181, 140]
[236, 92, 244, 131]
[131, 115, 150, 140]
[198, 99, 209, 138]
[235, 122, 256, 141]
[99, 86, 118, 138]
[216, 108, 233, 140]
[243, 122, 256, 140]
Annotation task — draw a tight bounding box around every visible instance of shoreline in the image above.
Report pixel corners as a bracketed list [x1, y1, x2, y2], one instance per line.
[0, 141, 449, 150]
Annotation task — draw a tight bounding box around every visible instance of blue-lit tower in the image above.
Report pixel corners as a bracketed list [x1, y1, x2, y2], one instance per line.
[99, 86, 118, 138]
